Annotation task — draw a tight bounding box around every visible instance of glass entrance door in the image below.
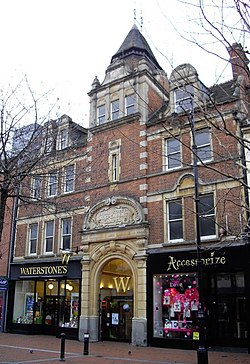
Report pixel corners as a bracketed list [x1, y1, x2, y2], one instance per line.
[99, 258, 134, 342]
[101, 296, 133, 341]
[208, 272, 247, 347]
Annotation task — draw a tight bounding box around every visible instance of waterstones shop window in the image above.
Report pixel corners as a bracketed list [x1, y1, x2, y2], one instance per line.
[153, 273, 200, 340]
[12, 280, 79, 328]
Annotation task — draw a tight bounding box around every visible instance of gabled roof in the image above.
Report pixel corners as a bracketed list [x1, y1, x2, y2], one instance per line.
[111, 24, 162, 70]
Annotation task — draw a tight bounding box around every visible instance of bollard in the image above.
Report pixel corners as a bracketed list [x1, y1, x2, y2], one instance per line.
[60, 333, 66, 362]
[83, 332, 90, 355]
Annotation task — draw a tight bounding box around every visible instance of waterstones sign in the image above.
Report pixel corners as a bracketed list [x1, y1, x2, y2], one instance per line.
[167, 251, 226, 271]
[20, 265, 68, 276]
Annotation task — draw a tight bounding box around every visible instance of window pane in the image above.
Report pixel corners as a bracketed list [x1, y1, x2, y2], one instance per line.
[126, 95, 135, 115]
[169, 221, 183, 240]
[197, 146, 211, 161]
[111, 100, 119, 120]
[198, 195, 215, 237]
[13, 281, 35, 325]
[98, 105, 105, 124]
[168, 200, 183, 240]
[169, 201, 182, 220]
[196, 129, 211, 162]
[196, 130, 209, 146]
[166, 139, 181, 169]
[30, 224, 38, 254]
[65, 165, 74, 192]
[199, 195, 214, 215]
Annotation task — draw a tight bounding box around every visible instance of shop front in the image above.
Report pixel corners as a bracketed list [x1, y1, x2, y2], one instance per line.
[147, 244, 250, 350]
[7, 260, 81, 339]
[0, 277, 8, 332]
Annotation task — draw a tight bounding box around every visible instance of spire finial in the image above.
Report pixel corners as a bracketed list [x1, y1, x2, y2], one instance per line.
[134, 8, 136, 24]
[140, 11, 143, 32]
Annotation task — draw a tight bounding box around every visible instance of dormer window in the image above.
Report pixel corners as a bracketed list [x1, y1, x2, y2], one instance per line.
[97, 105, 105, 125]
[175, 85, 194, 113]
[125, 94, 135, 116]
[111, 100, 119, 120]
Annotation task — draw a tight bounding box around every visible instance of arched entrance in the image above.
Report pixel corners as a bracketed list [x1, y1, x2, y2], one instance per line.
[100, 258, 133, 342]
[79, 196, 148, 346]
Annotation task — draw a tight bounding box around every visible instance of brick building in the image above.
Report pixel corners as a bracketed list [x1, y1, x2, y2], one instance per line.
[6, 24, 250, 350]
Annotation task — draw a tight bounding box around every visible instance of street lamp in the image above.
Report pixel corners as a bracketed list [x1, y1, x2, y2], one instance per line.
[189, 104, 209, 364]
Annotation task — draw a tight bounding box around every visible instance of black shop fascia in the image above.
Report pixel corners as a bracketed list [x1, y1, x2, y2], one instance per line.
[147, 244, 250, 350]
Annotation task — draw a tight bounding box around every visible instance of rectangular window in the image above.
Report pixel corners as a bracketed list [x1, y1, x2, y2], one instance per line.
[32, 176, 42, 199]
[153, 273, 199, 340]
[168, 199, 183, 241]
[195, 128, 212, 162]
[111, 154, 118, 181]
[97, 105, 105, 125]
[64, 165, 74, 193]
[61, 218, 71, 250]
[45, 221, 54, 253]
[175, 85, 194, 113]
[165, 138, 181, 169]
[48, 172, 57, 197]
[125, 95, 135, 116]
[58, 129, 68, 150]
[29, 224, 38, 255]
[198, 194, 216, 238]
[111, 100, 119, 120]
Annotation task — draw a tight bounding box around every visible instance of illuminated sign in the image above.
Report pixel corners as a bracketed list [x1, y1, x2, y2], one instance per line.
[113, 276, 131, 293]
[167, 251, 226, 271]
[20, 265, 68, 276]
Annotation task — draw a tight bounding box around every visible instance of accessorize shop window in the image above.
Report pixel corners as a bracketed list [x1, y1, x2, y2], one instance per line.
[153, 273, 200, 340]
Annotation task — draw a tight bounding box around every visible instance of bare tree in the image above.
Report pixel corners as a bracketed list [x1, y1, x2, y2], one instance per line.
[0, 75, 59, 258]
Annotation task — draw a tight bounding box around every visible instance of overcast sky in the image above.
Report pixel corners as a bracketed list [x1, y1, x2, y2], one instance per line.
[1, 0, 248, 128]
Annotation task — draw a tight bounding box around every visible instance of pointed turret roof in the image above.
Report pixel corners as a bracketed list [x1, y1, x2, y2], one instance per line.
[111, 24, 162, 70]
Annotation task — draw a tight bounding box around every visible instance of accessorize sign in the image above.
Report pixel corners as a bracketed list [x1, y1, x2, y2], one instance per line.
[167, 251, 226, 271]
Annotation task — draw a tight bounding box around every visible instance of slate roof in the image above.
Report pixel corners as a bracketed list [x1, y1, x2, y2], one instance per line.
[210, 79, 237, 104]
[111, 24, 162, 70]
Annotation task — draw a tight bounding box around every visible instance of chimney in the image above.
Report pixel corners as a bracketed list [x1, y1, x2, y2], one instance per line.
[228, 43, 250, 80]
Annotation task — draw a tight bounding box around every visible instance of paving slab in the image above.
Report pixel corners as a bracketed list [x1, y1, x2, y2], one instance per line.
[0, 333, 250, 364]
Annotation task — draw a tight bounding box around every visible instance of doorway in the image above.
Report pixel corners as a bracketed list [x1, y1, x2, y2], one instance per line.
[99, 259, 133, 342]
[208, 272, 247, 347]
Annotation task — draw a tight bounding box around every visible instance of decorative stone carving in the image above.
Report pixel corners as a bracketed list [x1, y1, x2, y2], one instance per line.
[83, 196, 144, 230]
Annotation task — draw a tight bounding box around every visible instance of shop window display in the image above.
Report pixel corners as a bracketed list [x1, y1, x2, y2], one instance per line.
[153, 273, 200, 340]
[12, 279, 79, 328]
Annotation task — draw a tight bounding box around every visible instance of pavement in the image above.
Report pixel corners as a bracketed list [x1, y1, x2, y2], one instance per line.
[0, 333, 250, 364]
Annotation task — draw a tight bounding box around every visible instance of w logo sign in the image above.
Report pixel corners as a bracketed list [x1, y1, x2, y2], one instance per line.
[113, 276, 131, 293]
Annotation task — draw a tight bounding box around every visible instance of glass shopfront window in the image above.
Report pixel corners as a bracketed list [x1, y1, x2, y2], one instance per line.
[153, 273, 200, 340]
[12, 279, 79, 329]
[13, 281, 35, 324]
